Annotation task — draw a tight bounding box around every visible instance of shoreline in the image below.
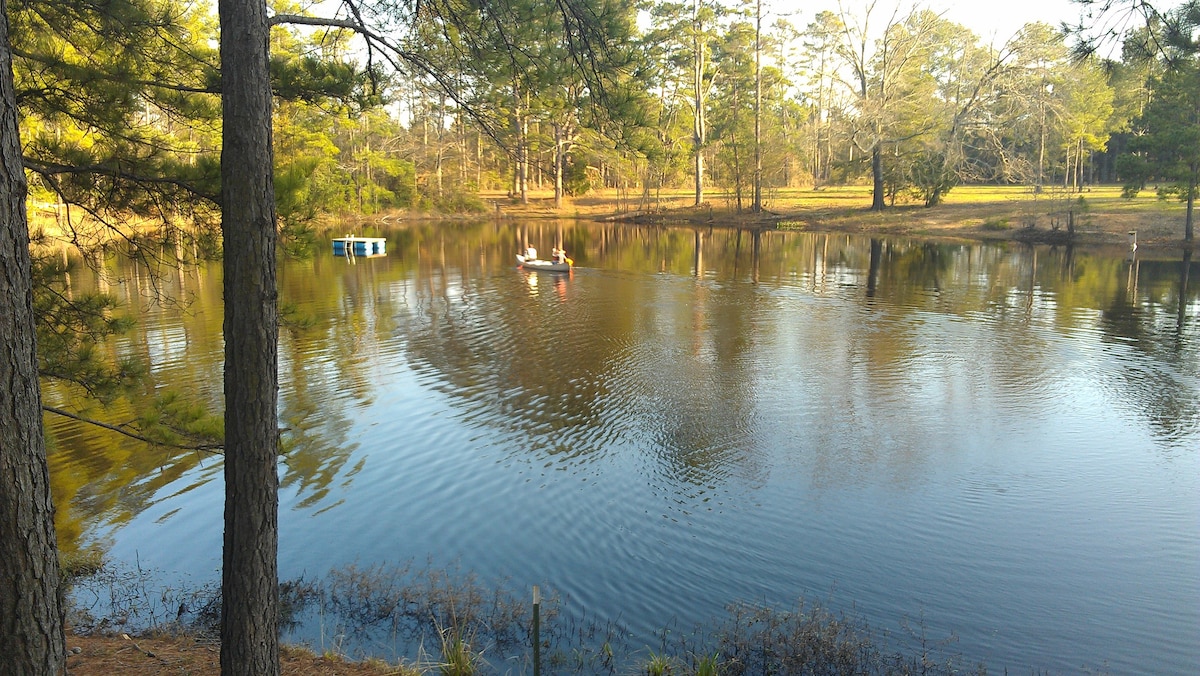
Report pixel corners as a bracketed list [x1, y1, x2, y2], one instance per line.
[30, 185, 1196, 255]
[476, 184, 1194, 254]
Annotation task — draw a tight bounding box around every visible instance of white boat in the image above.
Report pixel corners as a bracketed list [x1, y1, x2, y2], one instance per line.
[517, 254, 572, 272]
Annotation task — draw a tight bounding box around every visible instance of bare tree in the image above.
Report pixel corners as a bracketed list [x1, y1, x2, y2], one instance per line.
[834, 1, 937, 210]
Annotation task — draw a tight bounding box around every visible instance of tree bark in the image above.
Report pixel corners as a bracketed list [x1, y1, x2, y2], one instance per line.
[553, 123, 564, 210]
[0, 1, 66, 672]
[752, 0, 762, 213]
[218, 0, 280, 674]
[871, 143, 885, 211]
[692, 0, 706, 207]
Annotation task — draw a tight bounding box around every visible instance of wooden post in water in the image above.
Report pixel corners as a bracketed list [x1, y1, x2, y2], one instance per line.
[532, 585, 541, 676]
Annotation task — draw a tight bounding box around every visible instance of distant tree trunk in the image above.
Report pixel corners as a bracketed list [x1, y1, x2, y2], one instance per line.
[1186, 173, 1195, 242]
[520, 112, 529, 204]
[692, 0, 706, 206]
[458, 115, 467, 184]
[553, 123, 565, 210]
[871, 143, 885, 211]
[0, 3, 67, 671]
[731, 88, 743, 211]
[436, 95, 445, 198]
[218, 0, 280, 674]
[510, 83, 520, 197]
[1036, 102, 1046, 193]
[752, 0, 762, 213]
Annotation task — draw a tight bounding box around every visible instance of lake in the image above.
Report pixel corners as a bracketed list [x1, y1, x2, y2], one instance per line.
[45, 220, 1199, 673]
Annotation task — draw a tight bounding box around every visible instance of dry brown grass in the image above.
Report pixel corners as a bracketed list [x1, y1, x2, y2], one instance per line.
[64, 631, 414, 676]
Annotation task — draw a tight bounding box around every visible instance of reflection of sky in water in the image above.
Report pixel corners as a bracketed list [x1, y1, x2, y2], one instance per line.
[50, 227, 1200, 674]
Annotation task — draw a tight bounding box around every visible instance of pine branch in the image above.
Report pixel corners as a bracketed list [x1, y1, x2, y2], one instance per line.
[42, 405, 224, 453]
[23, 158, 220, 204]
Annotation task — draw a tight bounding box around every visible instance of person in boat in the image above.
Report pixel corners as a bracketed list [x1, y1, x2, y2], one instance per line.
[551, 247, 564, 264]
[524, 243, 538, 260]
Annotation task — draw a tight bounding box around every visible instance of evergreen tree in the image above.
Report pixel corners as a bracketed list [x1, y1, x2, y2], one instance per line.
[1, 1, 66, 672]
[1119, 59, 1200, 241]
[219, 0, 280, 671]
[1083, 1, 1199, 240]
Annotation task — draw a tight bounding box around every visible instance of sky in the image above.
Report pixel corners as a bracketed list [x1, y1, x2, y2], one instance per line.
[792, 0, 1087, 44]
[932, 0, 1085, 40]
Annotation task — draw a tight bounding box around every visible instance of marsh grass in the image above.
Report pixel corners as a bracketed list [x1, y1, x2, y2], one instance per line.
[437, 625, 478, 676]
[643, 650, 675, 675]
[692, 652, 721, 675]
[69, 561, 987, 675]
[66, 557, 221, 638]
[60, 547, 106, 583]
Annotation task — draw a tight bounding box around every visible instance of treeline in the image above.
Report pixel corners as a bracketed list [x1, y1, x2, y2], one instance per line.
[11, 0, 1198, 234]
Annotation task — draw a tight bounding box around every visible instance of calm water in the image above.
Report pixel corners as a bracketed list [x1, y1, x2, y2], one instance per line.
[46, 222, 1199, 673]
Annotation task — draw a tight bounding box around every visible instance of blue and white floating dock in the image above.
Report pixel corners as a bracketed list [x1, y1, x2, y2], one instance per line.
[332, 236, 387, 257]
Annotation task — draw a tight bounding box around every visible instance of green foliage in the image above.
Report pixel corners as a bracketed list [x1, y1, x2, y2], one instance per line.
[31, 244, 225, 454]
[644, 651, 675, 675]
[1116, 21, 1200, 239]
[135, 390, 224, 449]
[270, 54, 377, 108]
[1117, 153, 1149, 197]
[59, 547, 105, 585]
[429, 189, 486, 215]
[1123, 62, 1200, 195]
[12, 0, 223, 232]
[564, 156, 592, 196]
[910, 151, 959, 207]
[31, 251, 141, 402]
[693, 652, 721, 675]
[438, 627, 479, 676]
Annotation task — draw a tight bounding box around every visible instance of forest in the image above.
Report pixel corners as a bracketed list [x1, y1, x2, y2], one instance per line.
[10, 0, 1199, 236]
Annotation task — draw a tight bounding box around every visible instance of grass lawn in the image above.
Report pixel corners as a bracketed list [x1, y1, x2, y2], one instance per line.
[484, 183, 1191, 250]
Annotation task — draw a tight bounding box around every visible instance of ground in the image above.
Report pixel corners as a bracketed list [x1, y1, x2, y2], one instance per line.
[65, 631, 407, 675]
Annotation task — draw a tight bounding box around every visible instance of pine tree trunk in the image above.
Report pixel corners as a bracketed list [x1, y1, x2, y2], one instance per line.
[752, 0, 762, 213]
[520, 113, 529, 204]
[0, 4, 66, 671]
[692, 0, 705, 207]
[218, 0, 280, 674]
[554, 123, 564, 210]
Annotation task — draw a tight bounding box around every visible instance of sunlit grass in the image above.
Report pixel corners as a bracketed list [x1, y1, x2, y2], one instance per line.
[484, 182, 1177, 221]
